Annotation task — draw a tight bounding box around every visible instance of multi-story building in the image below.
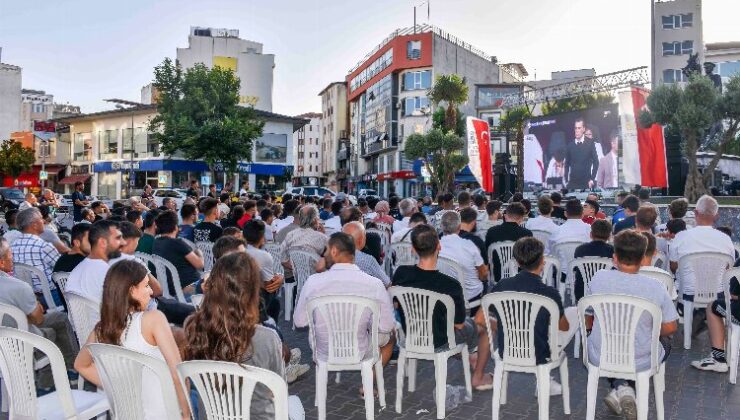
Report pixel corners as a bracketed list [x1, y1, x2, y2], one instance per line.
[319, 82, 348, 192]
[346, 25, 499, 197]
[56, 105, 305, 198]
[177, 26, 274, 112]
[652, 0, 704, 85]
[0, 61, 22, 142]
[704, 41, 740, 87]
[52, 103, 82, 120]
[20, 89, 53, 132]
[292, 112, 322, 186]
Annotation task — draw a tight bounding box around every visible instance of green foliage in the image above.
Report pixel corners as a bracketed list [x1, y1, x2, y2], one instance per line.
[499, 106, 533, 191]
[405, 128, 469, 193]
[428, 74, 469, 132]
[432, 106, 465, 136]
[148, 58, 265, 173]
[0, 139, 35, 180]
[541, 93, 615, 116]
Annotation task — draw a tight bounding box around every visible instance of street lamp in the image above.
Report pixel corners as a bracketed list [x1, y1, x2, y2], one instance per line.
[104, 98, 141, 198]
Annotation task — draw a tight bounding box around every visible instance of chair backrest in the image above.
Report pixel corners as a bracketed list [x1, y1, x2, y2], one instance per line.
[306, 295, 380, 365]
[529, 229, 552, 246]
[476, 220, 501, 240]
[568, 257, 614, 288]
[390, 242, 418, 273]
[65, 292, 100, 348]
[287, 248, 319, 296]
[375, 222, 393, 239]
[177, 360, 288, 420]
[0, 303, 28, 331]
[13, 263, 61, 313]
[180, 238, 196, 250]
[541, 256, 561, 288]
[263, 243, 284, 276]
[481, 292, 561, 366]
[639, 266, 677, 300]
[51, 271, 70, 294]
[677, 251, 735, 304]
[487, 241, 516, 282]
[88, 343, 181, 420]
[0, 327, 77, 419]
[651, 250, 667, 270]
[551, 240, 585, 270]
[436, 256, 467, 305]
[195, 241, 215, 272]
[151, 255, 187, 304]
[389, 286, 456, 354]
[577, 294, 663, 375]
[134, 252, 158, 276]
[190, 294, 204, 309]
[367, 228, 389, 251]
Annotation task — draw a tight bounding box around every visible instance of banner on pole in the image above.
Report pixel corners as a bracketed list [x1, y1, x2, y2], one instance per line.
[465, 117, 493, 193]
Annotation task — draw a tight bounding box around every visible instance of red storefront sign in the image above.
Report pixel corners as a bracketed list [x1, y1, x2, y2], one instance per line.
[376, 171, 417, 181]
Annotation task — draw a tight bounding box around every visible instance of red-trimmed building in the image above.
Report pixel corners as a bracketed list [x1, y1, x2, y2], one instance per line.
[346, 24, 501, 197]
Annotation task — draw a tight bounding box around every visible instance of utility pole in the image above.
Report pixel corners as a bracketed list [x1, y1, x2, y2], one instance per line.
[413, 1, 430, 33]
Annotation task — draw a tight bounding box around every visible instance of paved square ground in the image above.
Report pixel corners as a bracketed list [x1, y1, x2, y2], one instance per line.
[281, 318, 740, 420]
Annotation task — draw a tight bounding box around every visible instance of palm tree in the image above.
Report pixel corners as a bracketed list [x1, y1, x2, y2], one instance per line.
[499, 106, 533, 192]
[428, 74, 469, 132]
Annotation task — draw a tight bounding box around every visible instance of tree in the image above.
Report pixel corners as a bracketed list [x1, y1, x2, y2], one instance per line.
[0, 139, 35, 185]
[431, 106, 465, 136]
[405, 128, 469, 194]
[640, 74, 740, 201]
[541, 93, 615, 116]
[499, 106, 532, 192]
[428, 74, 469, 132]
[148, 58, 264, 176]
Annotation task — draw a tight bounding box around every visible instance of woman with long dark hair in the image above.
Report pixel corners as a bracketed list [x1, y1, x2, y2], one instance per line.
[184, 252, 302, 419]
[74, 260, 190, 419]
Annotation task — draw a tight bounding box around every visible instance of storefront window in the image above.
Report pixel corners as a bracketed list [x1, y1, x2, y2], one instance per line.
[98, 130, 119, 160]
[97, 172, 118, 199]
[73, 132, 92, 161]
[172, 171, 201, 189]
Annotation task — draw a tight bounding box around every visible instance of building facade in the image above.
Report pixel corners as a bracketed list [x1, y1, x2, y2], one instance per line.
[57, 106, 304, 199]
[345, 25, 500, 197]
[652, 0, 704, 85]
[0, 63, 21, 141]
[319, 82, 348, 192]
[20, 89, 53, 132]
[292, 113, 323, 186]
[176, 26, 274, 112]
[704, 42, 740, 87]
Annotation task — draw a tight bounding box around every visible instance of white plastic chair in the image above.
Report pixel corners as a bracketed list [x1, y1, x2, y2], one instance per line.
[177, 360, 289, 420]
[134, 252, 158, 276]
[529, 229, 552, 247]
[487, 241, 516, 284]
[437, 255, 478, 309]
[150, 254, 188, 304]
[0, 327, 109, 419]
[578, 295, 666, 420]
[14, 262, 63, 313]
[195, 241, 215, 272]
[639, 266, 677, 301]
[476, 220, 502, 241]
[723, 267, 740, 384]
[390, 242, 417, 274]
[541, 256, 561, 289]
[306, 295, 385, 420]
[65, 292, 101, 390]
[87, 343, 183, 420]
[677, 252, 734, 349]
[481, 292, 570, 420]
[551, 240, 586, 296]
[651, 250, 668, 270]
[368, 228, 391, 275]
[567, 257, 613, 358]
[52, 271, 71, 294]
[180, 237, 196, 250]
[264, 242, 285, 276]
[286, 248, 319, 321]
[389, 287, 472, 419]
[190, 294, 204, 309]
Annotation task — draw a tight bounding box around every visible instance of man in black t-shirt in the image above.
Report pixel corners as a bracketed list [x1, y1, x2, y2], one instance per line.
[459, 207, 487, 265]
[53, 223, 91, 273]
[392, 224, 493, 390]
[485, 202, 532, 282]
[71, 181, 89, 222]
[152, 210, 204, 291]
[573, 219, 614, 301]
[549, 192, 566, 221]
[193, 198, 223, 243]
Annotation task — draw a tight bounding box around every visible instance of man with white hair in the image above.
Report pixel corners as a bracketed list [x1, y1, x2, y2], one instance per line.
[439, 211, 488, 309]
[393, 198, 417, 233]
[343, 221, 389, 286]
[280, 205, 328, 272]
[18, 192, 38, 211]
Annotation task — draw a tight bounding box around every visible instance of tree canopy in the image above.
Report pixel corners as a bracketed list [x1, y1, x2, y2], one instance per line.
[428, 74, 469, 132]
[500, 105, 533, 191]
[405, 128, 468, 194]
[0, 139, 35, 181]
[148, 58, 264, 174]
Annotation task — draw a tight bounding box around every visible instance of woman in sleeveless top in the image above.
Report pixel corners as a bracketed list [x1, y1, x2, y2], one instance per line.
[184, 252, 301, 420]
[74, 260, 191, 420]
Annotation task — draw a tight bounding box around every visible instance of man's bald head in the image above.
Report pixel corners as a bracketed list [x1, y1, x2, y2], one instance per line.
[342, 221, 366, 251]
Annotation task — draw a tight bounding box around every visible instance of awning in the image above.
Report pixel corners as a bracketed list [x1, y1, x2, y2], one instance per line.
[58, 174, 92, 185]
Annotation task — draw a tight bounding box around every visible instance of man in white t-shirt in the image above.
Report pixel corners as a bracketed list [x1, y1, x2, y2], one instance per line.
[669, 195, 735, 297]
[65, 220, 125, 302]
[439, 211, 488, 305]
[548, 199, 591, 271]
[391, 212, 427, 243]
[525, 196, 559, 253]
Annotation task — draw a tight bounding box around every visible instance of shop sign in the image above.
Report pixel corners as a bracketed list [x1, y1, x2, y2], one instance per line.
[201, 175, 211, 186]
[158, 174, 168, 186]
[111, 161, 141, 171]
[39, 171, 48, 180]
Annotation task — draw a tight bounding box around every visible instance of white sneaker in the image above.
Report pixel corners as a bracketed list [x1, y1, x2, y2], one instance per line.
[286, 363, 310, 384]
[534, 377, 562, 396]
[617, 385, 637, 420]
[691, 356, 729, 373]
[289, 348, 302, 366]
[603, 388, 622, 415]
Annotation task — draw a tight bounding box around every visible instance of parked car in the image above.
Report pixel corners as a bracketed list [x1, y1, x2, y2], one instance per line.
[152, 189, 189, 209]
[88, 195, 114, 209]
[357, 189, 380, 201]
[287, 186, 357, 205]
[0, 187, 24, 213]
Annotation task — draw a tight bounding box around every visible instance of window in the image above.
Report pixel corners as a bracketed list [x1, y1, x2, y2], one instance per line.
[403, 70, 432, 91]
[97, 172, 118, 200]
[403, 96, 430, 116]
[350, 48, 393, 92]
[98, 130, 119, 160]
[662, 13, 693, 29]
[407, 40, 421, 59]
[73, 132, 93, 161]
[662, 40, 693, 56]
[662, 69, 685, 84]
[32, 103, 45, 113]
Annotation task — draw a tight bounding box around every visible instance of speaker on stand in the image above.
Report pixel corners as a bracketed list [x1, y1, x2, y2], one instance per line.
[494, 153, 516, 200]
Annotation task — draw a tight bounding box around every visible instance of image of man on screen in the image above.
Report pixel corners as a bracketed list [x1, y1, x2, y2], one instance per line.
[564, 117, 599, 190]
[596, 132, 619, 188]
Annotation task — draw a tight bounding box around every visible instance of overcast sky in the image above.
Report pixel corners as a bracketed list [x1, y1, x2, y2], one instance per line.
[0, 0, 736, 116]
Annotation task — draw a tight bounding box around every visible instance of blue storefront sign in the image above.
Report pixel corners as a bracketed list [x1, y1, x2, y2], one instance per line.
[93, 160, 291, 175]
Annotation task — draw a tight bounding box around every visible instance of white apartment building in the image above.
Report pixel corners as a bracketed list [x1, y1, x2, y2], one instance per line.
[705, 42, 740, 86]
[20, 89, 53, 132]
[177, 26, 274, 112]
[319, 82, 348, 192]
[0, 61, 22, 141]
[292, 113, 322, 185]
[652, 0, 704, 85]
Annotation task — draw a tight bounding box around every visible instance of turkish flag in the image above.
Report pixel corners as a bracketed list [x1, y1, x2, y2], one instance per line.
[466, 117, 494, 193]
[631, 88, 668, 188]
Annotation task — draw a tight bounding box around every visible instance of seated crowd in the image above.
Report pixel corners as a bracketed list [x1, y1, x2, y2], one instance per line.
[0, 184, 738, 420]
